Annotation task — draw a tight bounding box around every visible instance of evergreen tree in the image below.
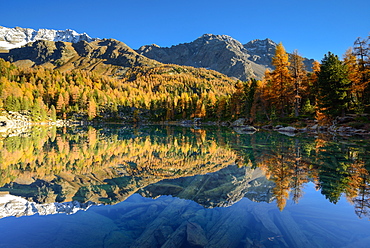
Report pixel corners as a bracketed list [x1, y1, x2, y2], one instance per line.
[229, 81, 244, 118]
[317, 52, 351, 119]
[244, 78, 258, 120]
[308, 60, 321, 106]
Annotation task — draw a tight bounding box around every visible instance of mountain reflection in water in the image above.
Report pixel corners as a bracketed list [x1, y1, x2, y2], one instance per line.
[0, 125, 237, 207]
[0, 125, 369, 247]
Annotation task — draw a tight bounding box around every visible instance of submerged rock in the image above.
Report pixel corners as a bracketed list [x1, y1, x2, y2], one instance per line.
[187, 222, 208, 247]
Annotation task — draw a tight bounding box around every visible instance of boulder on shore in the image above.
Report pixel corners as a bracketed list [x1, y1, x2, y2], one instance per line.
[231, 118, 246, 127]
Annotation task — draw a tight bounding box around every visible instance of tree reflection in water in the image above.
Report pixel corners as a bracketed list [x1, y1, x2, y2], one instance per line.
[236, 132, 370, 219]
[0, 125, 369, 220]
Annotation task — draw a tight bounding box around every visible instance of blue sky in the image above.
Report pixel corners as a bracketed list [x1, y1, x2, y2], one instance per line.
[1, 0, 369, 61]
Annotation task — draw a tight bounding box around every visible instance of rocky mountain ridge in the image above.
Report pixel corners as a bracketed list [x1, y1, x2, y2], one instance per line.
[0, 26, 97, 50]
[138, 34, 314, 80]
[0, 26, 315, 80]
[137, 34, 267, 80]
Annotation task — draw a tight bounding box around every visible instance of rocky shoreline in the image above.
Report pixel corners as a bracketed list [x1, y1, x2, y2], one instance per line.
[1, 111, 369, 138]
[174, 117, 370, 137]
[228, 117, 370, 136]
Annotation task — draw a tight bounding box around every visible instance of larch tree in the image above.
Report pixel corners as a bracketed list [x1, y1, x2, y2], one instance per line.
[56, 93, 65, 113]
[269, 42, 293, 118]
[353, 37, 370, 109]
[343, 48, 361, 110]
[88, 97, 97, 120]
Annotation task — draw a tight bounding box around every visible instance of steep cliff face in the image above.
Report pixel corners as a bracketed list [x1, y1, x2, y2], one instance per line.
[0, 26, 97, 50]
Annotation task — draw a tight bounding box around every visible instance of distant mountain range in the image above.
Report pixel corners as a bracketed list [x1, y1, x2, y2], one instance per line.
[0, 26, 314, 80]
[0, 26, 97, 50]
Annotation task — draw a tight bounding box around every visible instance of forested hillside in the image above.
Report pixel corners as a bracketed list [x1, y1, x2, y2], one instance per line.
[0, 36, 369, 125]
[0, 60, 238, 122]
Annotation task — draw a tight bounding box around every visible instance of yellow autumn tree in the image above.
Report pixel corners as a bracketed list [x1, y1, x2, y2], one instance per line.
[88, 97, 97, 120]
[353, 37, 370, 110]
[344, 48, 363, 112]
[268, 42, 293, 118]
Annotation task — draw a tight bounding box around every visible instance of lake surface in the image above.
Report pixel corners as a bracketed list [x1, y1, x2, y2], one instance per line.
[0, 125, 369, 248]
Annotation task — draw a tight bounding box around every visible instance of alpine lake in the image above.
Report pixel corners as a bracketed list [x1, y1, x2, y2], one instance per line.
[0, 124, 369, 248]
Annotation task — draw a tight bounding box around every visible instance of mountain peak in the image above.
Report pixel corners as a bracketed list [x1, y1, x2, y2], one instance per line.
[199, 33, 233, 40]
[244, 38, 277, 51]
[0, 26, 98, 50]
[196, 34, 241, 46]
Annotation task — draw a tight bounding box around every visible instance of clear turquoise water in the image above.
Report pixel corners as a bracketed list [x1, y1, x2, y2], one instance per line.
[0, 125, 369, 248]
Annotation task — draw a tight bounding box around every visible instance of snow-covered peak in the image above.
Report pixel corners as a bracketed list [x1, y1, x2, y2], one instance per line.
[0, 26, 98, 50]
[0, 193, 95, 219]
